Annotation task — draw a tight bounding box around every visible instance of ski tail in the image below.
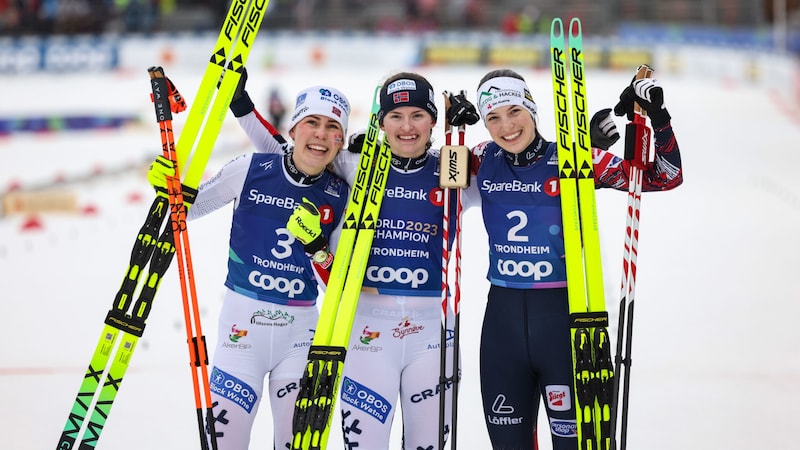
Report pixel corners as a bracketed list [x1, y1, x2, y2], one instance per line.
[57, 198, 166, 449]
[292, 86, 391, 450]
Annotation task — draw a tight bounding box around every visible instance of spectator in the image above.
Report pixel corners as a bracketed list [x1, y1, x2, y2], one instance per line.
[267, 87, 287, 133]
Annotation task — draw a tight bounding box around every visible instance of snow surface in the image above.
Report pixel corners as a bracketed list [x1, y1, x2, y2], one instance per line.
[1, 62, 800, 450]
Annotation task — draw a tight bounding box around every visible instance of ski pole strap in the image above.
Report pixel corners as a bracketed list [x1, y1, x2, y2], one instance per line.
[623, 64, 654, 170]
[569, 311, 609, 328]
[148, 68, 174, 122]
[624, 122, 651, 170]
[148, 66, 187, 120]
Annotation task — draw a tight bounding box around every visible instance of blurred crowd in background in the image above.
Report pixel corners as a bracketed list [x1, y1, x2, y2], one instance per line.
[1, 0, 797, 37]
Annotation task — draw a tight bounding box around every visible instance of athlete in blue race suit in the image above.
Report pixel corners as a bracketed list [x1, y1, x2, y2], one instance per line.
[232, 71, 461, 450]
[453, 69, 684, 450]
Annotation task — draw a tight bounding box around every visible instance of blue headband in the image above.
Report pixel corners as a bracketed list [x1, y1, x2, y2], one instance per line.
[378, 78, 438, 123]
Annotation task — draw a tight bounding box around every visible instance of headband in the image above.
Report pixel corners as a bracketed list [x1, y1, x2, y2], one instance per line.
[288, 85, 351, 134]
[378, 78, 438, 123]
[476, 76, 538, 123]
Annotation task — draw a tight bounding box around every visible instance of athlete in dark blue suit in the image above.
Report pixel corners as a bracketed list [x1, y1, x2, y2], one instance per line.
[457, 69, 683, 449]
[234, 71, 461, 450]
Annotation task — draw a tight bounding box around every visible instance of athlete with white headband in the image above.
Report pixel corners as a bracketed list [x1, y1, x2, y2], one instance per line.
[147, 79, 352, 450]
[453, 68, 685, 449]
[476, 75, 539, 125]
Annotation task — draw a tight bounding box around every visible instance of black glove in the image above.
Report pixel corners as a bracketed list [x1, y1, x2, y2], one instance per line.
[347, 129, 366, 153]
[446, 93, 480, 126]
[614, 78, 671, 128]
[229, 67, 255, 117]
[589, 108, 619, 150]
[346, 128, 382, 153]
[232, 66, 248, 102]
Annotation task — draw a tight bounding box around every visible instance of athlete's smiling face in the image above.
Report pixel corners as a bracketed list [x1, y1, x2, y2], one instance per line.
[484, 104, 536, 155]
[289, 114, 345, 175]
[380, 106, 435, 159]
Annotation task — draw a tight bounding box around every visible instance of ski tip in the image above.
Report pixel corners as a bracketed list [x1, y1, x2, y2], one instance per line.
[550, 18, 563, 37]
[373, 84, 382, 103]
[569, 18, 582, 37]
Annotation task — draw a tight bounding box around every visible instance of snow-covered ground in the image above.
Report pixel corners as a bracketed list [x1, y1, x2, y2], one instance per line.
[1, 60, 799, 450]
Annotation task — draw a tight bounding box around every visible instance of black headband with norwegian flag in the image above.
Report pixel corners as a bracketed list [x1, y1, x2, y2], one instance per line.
[377, 78, 438, 123]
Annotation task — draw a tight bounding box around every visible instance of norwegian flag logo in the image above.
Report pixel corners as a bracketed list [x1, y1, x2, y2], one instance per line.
[331, 106, 342, 118]
[393, 92, 410, 104]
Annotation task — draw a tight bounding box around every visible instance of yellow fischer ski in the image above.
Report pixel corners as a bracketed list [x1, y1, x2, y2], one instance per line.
[291, 86, 392, 450]
[56, 2, 269, 449]
[550, 17, 614, 450]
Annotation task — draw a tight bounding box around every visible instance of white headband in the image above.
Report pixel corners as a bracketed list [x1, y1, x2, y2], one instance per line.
[476, 76, 538, 123]
[288, 85, 351, 134]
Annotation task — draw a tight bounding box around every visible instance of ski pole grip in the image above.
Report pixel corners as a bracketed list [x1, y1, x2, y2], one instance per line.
[623, 122, 651, 171]
[632, 64, 654, 117]
[148, 68, 173, 123]
[439, 145, 470, 188]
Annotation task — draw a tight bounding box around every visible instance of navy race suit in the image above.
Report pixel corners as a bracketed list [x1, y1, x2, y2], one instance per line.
[478, 142, 567, 289]
[234, 103, 461, 450]
[332, 149, 460, 450]
[470, 122, 683, 449]
[361, 155, 454, 296]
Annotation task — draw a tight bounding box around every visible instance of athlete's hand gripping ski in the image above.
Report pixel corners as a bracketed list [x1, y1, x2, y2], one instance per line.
[147, 155, 175, 198]
[287, 197, 328, 255]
